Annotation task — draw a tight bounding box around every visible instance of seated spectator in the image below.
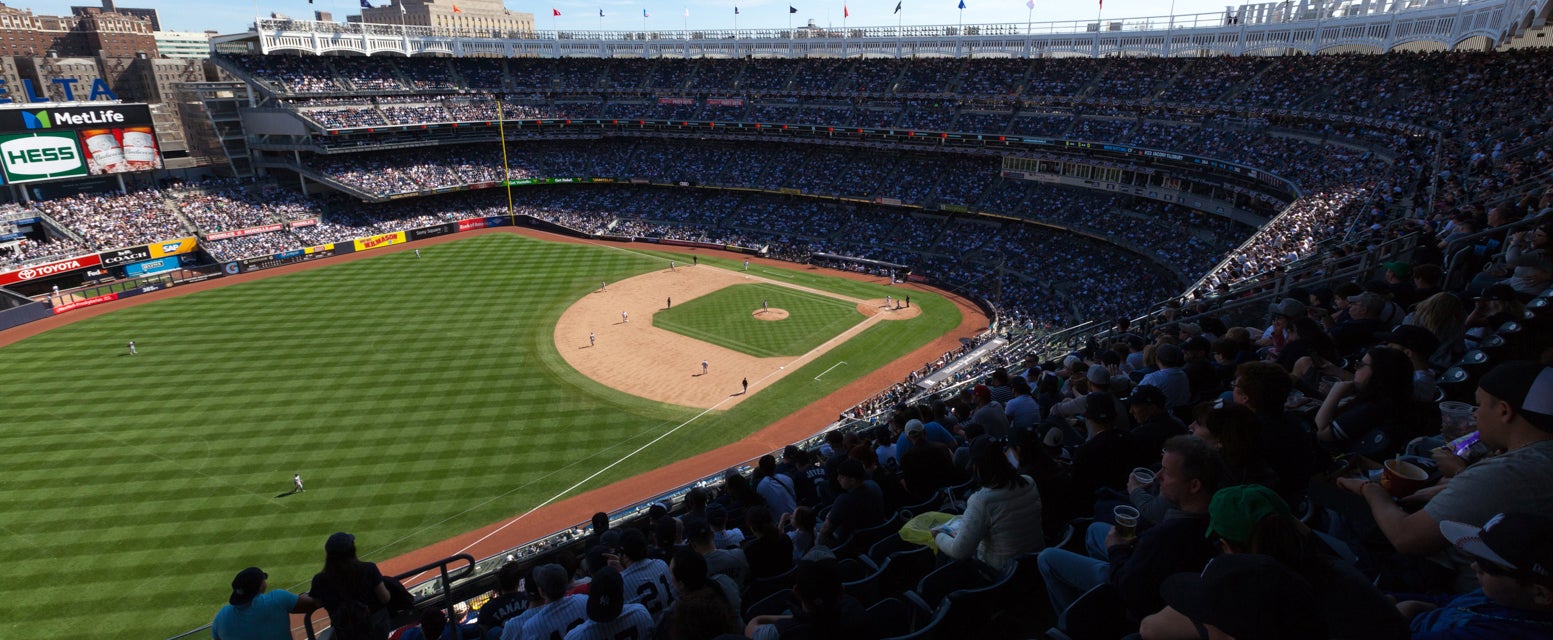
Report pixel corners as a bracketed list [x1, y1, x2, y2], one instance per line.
[966, 383, 1009, 439]
[784, 506, 817, 562]
[898, 420, 963, 502]
[753, 455, 798, 521]
[1233, 361, 1317, 505]
[1140, 554, 1327, 640]
[1069, 392, 1137, 498]
[506, 565, 583, 640]
[1126, 385, 1187, 462]
[1204, 485, 1409, 639]
[741, 505, 794, 581]
[1038, 435, 1223, 626]
[1185, 403, 1278, 492]
[663, 548, 741, 640]
[474, 562, 527, 637]
[213, 567, 318, 640]
[817, 459, 886, 547]
[745, 548, 868, 640]
[850, 445, 905, 514]
[1498, 220, 1553, 299]
[618, 528, 675, 620]
[1464, 284, 1523, 348]
[1396, 513, 1553, 639]
[1257, 298, 1302, 357]
[1407, 292, 1468, 370]
[1140, 344, 1190, 411]
[565, 568, 653, 640]
[932, 436, 1044, 573]
[1382, 324, 1442, 402]
[1315, 346, 1429, 458]
[685, 520, 747, 589]
[1335, 362, 1553, 593]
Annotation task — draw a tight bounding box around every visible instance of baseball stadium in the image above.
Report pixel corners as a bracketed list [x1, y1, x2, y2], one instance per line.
[3, 1, 1553, 639]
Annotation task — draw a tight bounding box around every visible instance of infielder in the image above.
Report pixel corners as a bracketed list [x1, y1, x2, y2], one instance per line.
[621, 310, 628, 323]
[743, 259, 749, 271]
[886, 295, 893, 308]
[293, 474, 305, 493]
[692, 256, 697, 266]
[589, 332, 596, 347]
[742, 378, 749, 394]
[701, 360, 709, 375]
[762, 298, 768, 312]
[601, 280, 607, 292]
[127, 341, 137, 355]
[670, 260, 676, 271]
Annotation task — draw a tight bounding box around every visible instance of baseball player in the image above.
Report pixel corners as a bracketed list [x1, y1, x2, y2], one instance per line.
[127, 341, 137, 355]
[762, 299, 768, 312]
[601, 280, 607, 292]
[906, 295, 911, 308]
[621, 310, 628, 323]
[692, 256, 697, 266]
[701, 360, 709, 375]
[666, 297, 671, 309]
[563, 568, 651, 640]
[742, 378, 749, 394]
[414, 249, 421, 258]
[670, 260, 675, 271]
[589, 332, 596, 347]
[293, 474, 305, 493]
[886, 295, 893, 308]
[743, 259, 749, 271]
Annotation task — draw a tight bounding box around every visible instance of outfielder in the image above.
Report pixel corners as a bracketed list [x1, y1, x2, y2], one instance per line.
[293, 474, 305, 493]
[414, 249, 421, 258]
[127, 341, 137, 355]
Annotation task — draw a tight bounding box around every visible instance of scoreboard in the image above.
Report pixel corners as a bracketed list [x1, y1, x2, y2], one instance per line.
[0, 104, 162, 184]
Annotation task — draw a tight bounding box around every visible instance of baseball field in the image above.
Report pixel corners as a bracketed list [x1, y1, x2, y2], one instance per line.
[0, 230, 966, 640]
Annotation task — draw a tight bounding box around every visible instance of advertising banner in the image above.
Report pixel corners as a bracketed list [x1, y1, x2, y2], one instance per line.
[229, 244, 340, 274]
[205, 223, 283, 241]
[706, 98, 745, 107]
[0, 253, 100, 286]
[148, 237, 198, 258]
[289, 218, 319, 229]
[484, 216, 508, 228]
[77, 127, 162, 175]
[408, 222, 455, 241]
[0, 104, 154, 132]
[0, 131, 87, 183]
[125, 255, 180, 277]
[353, 231, 406, 252]
[657, 97, 695, 105]
[98, 244, 152, 267]
[458, 217, 489, 232]
[51, 291, 117, 314]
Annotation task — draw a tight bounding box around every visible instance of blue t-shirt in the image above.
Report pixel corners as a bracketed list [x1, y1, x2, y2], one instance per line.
[1409, 589, 1553, 639]
[212, 590, 299, 640]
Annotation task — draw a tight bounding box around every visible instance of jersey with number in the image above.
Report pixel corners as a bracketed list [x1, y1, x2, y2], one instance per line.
[517, 594, 587, 640]
[561, 603, 653, 640]
[618, 559, 674, 620]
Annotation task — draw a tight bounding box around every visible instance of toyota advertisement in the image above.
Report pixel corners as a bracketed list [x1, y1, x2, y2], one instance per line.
[0, 104, 160, 184]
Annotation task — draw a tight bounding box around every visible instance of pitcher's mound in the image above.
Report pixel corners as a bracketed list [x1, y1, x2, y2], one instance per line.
[754, 308, 790, 321]
[859, 299, 922, 320]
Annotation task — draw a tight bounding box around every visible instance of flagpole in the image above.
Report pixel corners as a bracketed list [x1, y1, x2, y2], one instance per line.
[1026, 1, 1033, 35]
[1094, 0, 1102, 57]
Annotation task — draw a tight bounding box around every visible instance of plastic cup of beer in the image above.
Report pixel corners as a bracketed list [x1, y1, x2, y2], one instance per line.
[1114, 505, 1141, 541]
[1438, 401, 1476, 441]
[1130, 467, 1155, 487]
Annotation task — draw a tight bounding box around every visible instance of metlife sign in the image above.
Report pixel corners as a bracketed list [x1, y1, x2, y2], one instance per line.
[0, 104, 153, 132]
[0, 132, 87, 183]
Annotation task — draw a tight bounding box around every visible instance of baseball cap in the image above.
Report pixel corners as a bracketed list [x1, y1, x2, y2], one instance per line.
[1161, 555, 1327, 639]
[1439, 512, 1553, 583]
[1183, 336, 1211, 353]
[1205, 484, 1291, 544]
[1268, 298, 1305, 319]
[1382, 324, 1439, 357]
[1477, 283, 1517, 302]
[1086, 364, 1110, 385]
[684, 519, 714, 543]
[1179, 322, 1203, 336]
[904, 419, 926, 437]
[1083, 392, 1117, 424]
[586, 567, 625, 622]
[1477, 361, 1553, 431]
[229, 567, 266, 606]
[1155, 343, 1185, 367]
[1127, 385, 1168, 407]
[1383, 261, 1413, 279]
[325, 532, 355, 555]
[972, 384, 991, 400]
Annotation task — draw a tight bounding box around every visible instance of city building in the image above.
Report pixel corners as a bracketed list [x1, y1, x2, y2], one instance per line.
[71, 0, 160, 32]
[358, 0, 533, 33]
[154, 31, 212, 59]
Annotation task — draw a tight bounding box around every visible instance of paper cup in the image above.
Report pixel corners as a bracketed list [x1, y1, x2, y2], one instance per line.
[1380, 459, 1429, 498]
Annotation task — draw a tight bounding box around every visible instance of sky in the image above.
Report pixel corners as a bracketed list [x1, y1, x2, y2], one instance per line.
[27, 0, 1238, 35]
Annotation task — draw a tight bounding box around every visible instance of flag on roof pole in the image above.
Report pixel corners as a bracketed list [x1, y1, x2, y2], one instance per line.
[553, 8, 561, 15]
[957, 0, 965, 8]
[644, 8, 649, 17]
[684, 7, 689, 16]
[1026, 0, 1034, 8]
[735, 6, 740, 13]
[600, 8, 605, 16]
[789, 5, 798, 12]
[893, 1, 901, 13]
[452, 4, 462, 13]
[844, 5, 849, 17]
[359, 0, 372, 8]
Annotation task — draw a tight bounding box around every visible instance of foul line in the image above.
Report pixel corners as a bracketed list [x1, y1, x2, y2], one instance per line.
[400, 365, 789, 585]
[814, 361, 848, 381]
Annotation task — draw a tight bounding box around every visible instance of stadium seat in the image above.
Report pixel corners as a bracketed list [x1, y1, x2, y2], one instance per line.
[743, 589, 793, 619]
[868, 532, 919, 565]
[742, 565, 797, 610]
[883, 598, 954, 640]
[905, 559, 995, 612]
[1047, 583, 1133, 640]
[866, 597, 915, 639]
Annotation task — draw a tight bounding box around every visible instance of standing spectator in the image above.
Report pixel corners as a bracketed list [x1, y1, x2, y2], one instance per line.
[310, 532, 391, 640]
[212, 567, 318, 640]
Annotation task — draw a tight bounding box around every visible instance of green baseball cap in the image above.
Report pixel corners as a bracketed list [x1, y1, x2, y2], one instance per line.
[1206, 484, 1290, 543]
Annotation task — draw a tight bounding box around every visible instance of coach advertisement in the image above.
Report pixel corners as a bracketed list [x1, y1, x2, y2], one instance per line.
[98, 244, 152, 267]
[353, 231, 406, 252]
[408, 222, 456, 241]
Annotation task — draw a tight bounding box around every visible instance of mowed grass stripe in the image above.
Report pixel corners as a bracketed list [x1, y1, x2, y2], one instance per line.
[0, 234, 959, 640]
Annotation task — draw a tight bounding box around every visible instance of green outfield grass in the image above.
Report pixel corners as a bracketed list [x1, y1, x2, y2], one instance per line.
[653, 283, 864, 357]
[0, 233, 961, 640]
